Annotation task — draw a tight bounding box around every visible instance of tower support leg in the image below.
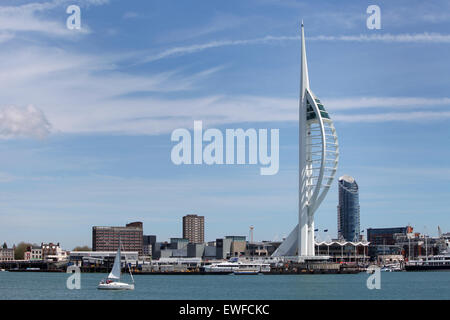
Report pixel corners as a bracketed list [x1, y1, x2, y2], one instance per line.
[307, 215, 315, 256]
[299, 206, 309, 256]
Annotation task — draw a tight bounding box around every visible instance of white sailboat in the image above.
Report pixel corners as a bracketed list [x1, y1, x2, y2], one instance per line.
[97, 241, 135, 290]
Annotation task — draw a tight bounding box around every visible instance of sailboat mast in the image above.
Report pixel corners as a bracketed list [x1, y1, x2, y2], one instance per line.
[121, 239, 135, 283]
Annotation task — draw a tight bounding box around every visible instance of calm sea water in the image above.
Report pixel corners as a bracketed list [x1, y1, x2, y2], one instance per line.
[0, 271, 449, 300]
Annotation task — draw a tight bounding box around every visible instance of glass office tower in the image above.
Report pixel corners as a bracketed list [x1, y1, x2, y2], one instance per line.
[337, 175, 360, 241]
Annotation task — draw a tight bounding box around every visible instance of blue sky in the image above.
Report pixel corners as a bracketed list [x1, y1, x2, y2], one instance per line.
[0, 0, 449, 249]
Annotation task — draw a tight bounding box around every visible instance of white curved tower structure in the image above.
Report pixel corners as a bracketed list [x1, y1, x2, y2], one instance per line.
[273, 22, 339, 258]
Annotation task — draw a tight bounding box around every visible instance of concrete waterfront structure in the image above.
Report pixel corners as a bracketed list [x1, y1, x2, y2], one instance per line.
[226, 236, 246, 257]
[92, 221, 143, 254]
[216, 238, 232, 259]
[337, 175, 361, 241]
[169, 238, 189, 249]
[143, 235, 156, 256]
[69, 250, 139, 267]
[273, 22, 339, 259]
[183, 214, 205, 243]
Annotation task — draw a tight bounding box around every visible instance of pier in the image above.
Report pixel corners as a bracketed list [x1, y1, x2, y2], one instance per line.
[1, 260, 363, 274]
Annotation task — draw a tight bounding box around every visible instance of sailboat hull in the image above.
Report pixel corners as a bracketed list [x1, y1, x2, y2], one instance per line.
[97, 282, 135, 290]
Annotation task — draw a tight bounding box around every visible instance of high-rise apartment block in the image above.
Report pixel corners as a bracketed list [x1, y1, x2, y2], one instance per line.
[182, 214, 204, 243]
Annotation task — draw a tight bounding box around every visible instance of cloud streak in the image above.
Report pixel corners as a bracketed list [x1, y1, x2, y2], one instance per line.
[1, 41, 449, 135]
[324, 97, 450, 111]
[142, 35, 298, 63]
[333, 111, 450, 123]
[309, 32, 450, 43]
[144, 32, 450, 63]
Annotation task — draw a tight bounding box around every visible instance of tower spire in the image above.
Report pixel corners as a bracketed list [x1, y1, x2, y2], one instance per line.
[300, 22, 310, 99]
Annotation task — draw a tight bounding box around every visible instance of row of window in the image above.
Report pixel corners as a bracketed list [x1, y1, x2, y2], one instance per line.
[306, 98, 330, 120]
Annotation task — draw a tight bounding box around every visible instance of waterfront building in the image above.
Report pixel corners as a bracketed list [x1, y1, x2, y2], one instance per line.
[69, 250, 138, 267]
[337, 175, 361, 241]
[24, 245, 42, 260]
[0, 243, 14, 261]
[143, 235, 156, 256]
[315, 240, 369, 264]
[246, 241, 281, 257]
[151, 242, 165, 259]
[226, 236, 246, 257]
[204, 245, 217, 260]
[272, 22, 339, 258]
[169, 238, 189, 250]
[214, 236, 247, 259]
[394, 231, 441, 260]
[182, 214, 205, 243]
[41, 242, 67, 261]
[92, 221, 143, 254]
[187, 243, 206, 258]
[367, 226, 412, 246]
[366, 226, 413, 259]
[216, 238, 232, 259]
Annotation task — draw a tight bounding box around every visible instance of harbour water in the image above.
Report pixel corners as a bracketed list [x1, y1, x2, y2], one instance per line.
[0, 271, 449, 300]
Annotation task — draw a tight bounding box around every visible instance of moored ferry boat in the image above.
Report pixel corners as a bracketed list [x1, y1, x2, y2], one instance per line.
[202, 259, 271, 274]
[405, 251, 450, 271]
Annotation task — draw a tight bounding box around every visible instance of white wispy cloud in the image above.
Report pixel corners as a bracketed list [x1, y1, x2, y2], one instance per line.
[142, 36, 299, 63]
[0, 45, 228, 136]
[1, 1, 449, 136]
[123, 11, 138, 19]
[308, 32, 450, 43]
[1, 40, 449, 134]
[0, 31, 14, 43]
[144, 32, 450, 62]
[324, 97, 450, 111]
[333, 111, 450, 123]
[0, 105, 51, 139]
[326, 97, 450, 123]
[2, 40, 450, 136]
[0, 172, 17, 183]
